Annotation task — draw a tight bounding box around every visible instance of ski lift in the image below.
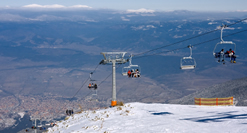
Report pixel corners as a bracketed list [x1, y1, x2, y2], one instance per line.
[90, 91, 98, 101]
[37, 119, 42, 128]
[30, 116, 40, 129]
[31, 119, 35, 127]
[87, 72, 98, 101]
[180, 45, 196, 70]
[122, 55, 141, 78]
[88, 72, 98, 90]
[213, 24, 237, 61]
[45, 120, 51, 126]
[49, 119, 57, 127]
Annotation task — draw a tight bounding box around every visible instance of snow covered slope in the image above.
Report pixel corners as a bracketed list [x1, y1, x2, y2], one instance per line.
[47, 103, 247, 133]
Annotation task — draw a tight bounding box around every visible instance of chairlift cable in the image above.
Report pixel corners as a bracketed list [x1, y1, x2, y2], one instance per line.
[61, 63, 120, 110]
[134, 46, 188, 59]
[133, 29, 218, 57]
[98, 64, 122, 87]
[69, 63, 100, 99]
[193, 29, 247, 47]
[134, 29, 247, 59]
[56, 18, 247, 115]
[62, 63, 100, 110]
[133, 17, 247, 57]
[227, 18, 247, 27]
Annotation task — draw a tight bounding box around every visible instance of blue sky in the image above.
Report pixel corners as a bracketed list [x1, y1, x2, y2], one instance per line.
[1, 0, 247, 11]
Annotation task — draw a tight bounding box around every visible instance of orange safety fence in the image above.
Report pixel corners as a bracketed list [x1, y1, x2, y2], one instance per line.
[195, 97, 234, 106]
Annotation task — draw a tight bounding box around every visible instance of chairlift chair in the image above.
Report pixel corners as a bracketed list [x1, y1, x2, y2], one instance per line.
[180, 45, 196, 70]
[50, 119, 56, 126]
[213, 25, 237, 60]
[122, 55, 141, 77]
[31, 119, 35, 127]
[45, 120, 51, 126]
[90, 91, 99, 102]
[86, 72, 99, 101]
[37, 119, 42, 128]
[88, 72, 98, 90]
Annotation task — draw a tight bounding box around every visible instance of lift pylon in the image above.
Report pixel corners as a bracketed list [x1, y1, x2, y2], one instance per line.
[30, 116, 40, 133]
[100, 52, 128, 106]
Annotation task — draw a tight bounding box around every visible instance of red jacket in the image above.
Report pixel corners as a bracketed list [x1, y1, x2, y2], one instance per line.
[127, 70, 131, 75]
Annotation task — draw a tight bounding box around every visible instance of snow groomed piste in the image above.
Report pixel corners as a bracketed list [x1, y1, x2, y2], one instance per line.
[47, 102, 247, 133]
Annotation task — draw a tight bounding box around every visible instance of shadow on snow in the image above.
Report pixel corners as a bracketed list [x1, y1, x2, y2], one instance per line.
[181, 111, 247, 123]
[151, 112, 173, 115]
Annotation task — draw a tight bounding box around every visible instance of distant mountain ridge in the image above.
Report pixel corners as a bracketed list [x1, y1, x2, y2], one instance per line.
[169, 77, 247, 106]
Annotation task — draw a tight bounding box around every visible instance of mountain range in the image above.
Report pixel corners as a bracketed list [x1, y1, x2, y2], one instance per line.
[0, 8, 247, 132]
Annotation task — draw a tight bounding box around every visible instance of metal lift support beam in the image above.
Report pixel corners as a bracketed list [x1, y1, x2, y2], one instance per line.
[100, 52, 128, 106]
[30, 116, 40, 133]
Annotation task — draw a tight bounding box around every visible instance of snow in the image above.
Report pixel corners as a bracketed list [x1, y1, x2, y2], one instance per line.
[23, 4, 65, 8]
[69, 5, 92, 9]
[208, 22, 218, 25]
[18, 112, 25, 118]
[121, 17, 130, 21]
[131, 25, 156, 31]
[22, 4, 92, 9]
[126, 8, 155, 13]
[47, 102, 247, 133]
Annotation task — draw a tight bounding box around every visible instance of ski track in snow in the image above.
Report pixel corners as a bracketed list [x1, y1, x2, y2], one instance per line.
[47, 103, 247, 133]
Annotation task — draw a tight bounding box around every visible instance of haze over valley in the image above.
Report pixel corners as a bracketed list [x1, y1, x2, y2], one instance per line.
[0, 8, 247, 132]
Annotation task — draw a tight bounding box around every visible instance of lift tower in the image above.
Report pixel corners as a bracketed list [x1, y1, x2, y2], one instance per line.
[100, 52, 128, 106]
[30, 116, 40, 133]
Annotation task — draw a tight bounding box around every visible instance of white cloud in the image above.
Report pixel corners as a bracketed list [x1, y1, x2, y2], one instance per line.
[23, 4, 65, 8]
[131, 25, 156, 31]
[126, 8, 155, 14]
[23, 4, 92, 9]
[236, 10, 247, 12]
[0, 13, 26, 21]
[69, 5, 92, 9]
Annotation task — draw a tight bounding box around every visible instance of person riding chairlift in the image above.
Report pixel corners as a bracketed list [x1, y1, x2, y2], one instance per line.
[136, 69, 140, 77]
[131, 69, 135, 77]
[225, 49, 236, 63]
[218, 49, 225, 63]
[229, 49, 236, 63]
[94, 83, 98, 90]
[127, 70, 131, 78]
[88, 83, 92, 89]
